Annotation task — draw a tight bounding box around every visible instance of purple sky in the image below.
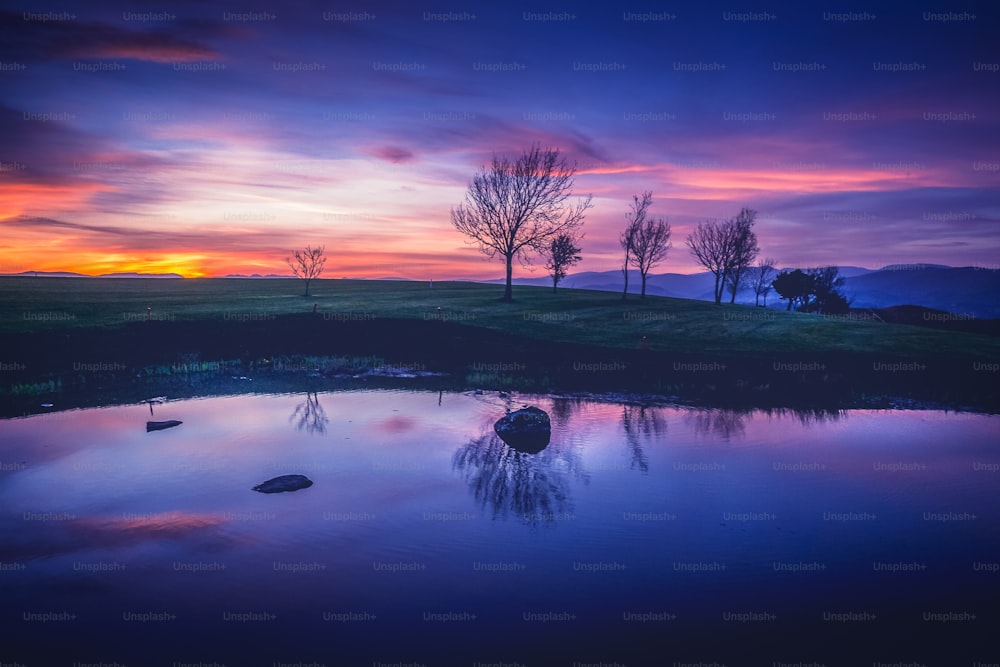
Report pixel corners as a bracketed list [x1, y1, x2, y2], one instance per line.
[1, 1, 997, 277]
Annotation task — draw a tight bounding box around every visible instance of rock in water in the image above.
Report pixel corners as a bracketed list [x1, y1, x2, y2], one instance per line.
[494, 406, 551, 453]
[252, 474, 314, 494]
[146, 420, 182, 432]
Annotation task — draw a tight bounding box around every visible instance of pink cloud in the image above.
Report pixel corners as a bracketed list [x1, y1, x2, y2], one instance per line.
[368, 145, 416, 164]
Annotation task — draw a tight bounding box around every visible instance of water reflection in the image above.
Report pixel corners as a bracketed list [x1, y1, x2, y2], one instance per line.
[684, 406, 847, 441]
[288, 392, 329, 435]
[685, 408, 748, 440]
[2, 391, 996, 663]
[145, 395, 167, 416]
[0, 512, 231, 563]
[768, 406, 846, 426]
[452, 430, 585, 524]
[620, 404, 663, 473]
[548, 396, 585, 424]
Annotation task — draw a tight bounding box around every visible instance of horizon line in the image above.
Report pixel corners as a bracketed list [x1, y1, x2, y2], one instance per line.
[0, 262, 983, 280]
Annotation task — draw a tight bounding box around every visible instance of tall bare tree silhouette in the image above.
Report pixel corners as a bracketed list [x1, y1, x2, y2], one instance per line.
[451, 144, 591, 302]
[621, 191, 672, 299]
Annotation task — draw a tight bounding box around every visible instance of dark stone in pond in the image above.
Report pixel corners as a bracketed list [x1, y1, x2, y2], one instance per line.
[494, 406, 551, 453]
[252, 474, 314, 494]
[146, 420, 182, 432]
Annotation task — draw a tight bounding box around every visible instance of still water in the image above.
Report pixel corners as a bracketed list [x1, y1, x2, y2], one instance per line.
[1, 390, 997, 665]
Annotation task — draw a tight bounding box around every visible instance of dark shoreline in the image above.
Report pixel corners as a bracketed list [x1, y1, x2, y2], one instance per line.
[1, 314, 997, 416]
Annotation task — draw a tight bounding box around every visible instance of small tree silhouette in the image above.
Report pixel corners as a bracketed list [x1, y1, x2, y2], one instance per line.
[626, 192, 672, 298]
[772, 269, 815, 311]
[724, 208, 759, 304]
[286, 245, 326, 296]
[620, 192, 650, 300]
[748, 257, 777, 307]
[544, 233, 583, 293]
[806, 266, 850, 314]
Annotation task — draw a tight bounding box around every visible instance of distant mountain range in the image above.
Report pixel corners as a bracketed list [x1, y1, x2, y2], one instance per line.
[2, 270, 185, 279]
[491, 265, 1000, 319]
[2, 271, 293, 279]
[843, 266, 998, 318]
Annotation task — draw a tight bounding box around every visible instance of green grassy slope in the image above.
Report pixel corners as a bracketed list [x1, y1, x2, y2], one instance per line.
[1, 276, 998, 359]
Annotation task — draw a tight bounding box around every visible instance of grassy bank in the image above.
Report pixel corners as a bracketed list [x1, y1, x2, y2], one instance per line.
[1, 277, 997, 414]
[2, 276, 998, 358]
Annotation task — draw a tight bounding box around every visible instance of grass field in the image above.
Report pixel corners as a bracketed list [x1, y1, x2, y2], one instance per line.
[2, 276, 998, 359]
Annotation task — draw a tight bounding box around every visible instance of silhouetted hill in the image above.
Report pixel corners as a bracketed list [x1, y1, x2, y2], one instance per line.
[843, 267, 1000, 319]
[879, 263, 951, 271]
[3, 271, 89, 278]
[835, 266, 876, 278]
[1, 271, 184, 278]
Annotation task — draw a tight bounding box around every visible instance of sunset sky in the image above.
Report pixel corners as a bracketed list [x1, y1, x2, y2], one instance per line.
[1, 1, 997, 278]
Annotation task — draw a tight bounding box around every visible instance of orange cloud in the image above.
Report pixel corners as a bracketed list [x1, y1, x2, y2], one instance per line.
[0, 182, 115, 221]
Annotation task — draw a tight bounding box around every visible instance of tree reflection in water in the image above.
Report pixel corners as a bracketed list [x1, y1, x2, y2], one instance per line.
[620, 404, 664, 473]
[685, 408, 748, 441]
[548, 396, 583, 425]
[289, 392, 329, 435]
[772, 407, 845, 427]
[685, 406, 846, 441]
[452, 429, 586, 525]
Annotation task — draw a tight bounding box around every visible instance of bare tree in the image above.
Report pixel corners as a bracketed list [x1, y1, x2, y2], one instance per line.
[630, 213, 671, 298]
[620, 192, 651, 300]
[686, 220, 732, 305]
[686, 208, 758, 305]
[747, 257, 777, 307]
[451, 144, 592, 302]
[544, 232, 583, 293]
[724, 271, 747, 303]
[725, 207, 759, 304]
[286, 244, 326, 296]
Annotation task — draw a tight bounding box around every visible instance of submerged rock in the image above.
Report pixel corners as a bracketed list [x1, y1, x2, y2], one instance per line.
[146, 420, 182, 432]
[494, 406, 551, 454]
[252, 474, 314, 494]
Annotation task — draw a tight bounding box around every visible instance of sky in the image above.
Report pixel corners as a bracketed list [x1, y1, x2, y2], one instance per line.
[1, 0, 997, 278]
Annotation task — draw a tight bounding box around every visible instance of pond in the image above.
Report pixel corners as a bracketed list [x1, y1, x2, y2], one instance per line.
[1, 390, 997, 664]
